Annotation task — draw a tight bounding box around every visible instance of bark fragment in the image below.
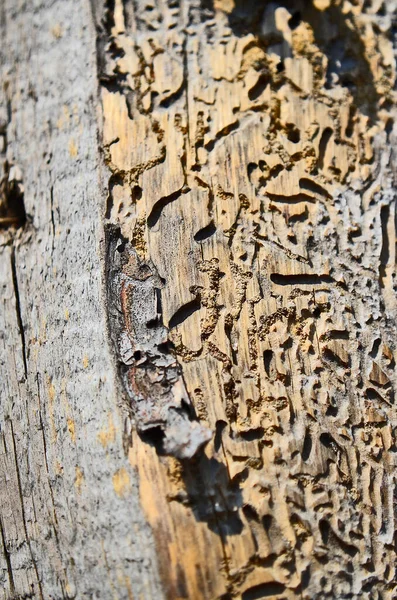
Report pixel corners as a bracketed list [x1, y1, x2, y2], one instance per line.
[106, 225, 212, 458]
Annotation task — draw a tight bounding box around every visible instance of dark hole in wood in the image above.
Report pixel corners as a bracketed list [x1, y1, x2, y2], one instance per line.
[0, 165, 26, 229]
[169, 298, 201, 329]
[194, 221, 216, 242]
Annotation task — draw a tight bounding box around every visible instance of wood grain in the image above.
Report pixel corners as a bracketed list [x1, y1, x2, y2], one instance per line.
[0, 0, 163, 597]
[0, 0, 396, 598]
[99, 0, 397, 598]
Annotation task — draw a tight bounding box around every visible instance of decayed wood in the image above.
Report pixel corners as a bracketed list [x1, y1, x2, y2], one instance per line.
[1, 0, 397, 599]
[98, 0, 397, 598]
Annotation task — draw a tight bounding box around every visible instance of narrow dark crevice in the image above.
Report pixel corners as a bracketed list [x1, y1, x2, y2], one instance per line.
[204, 120, 240, 152]
[10, 248, 28, 379]
[317, 127, 333, 171]
[242, 581, 286, 600]
[270, 273, 333, 286]
[50, 186, 56, 240]
[320, 330, 349, 341]
[159, 80, 186, 108]
[169, 297, 201, 329]
[248, 73, 270, 101]
[268, 192, 316, 204]
[301, 429, 312, 462]
[49, 185, 56, 255]
[379, 204, 390, 289]
[194, 220, 216, 242]
[299, 178, 332, 199]
[224, 317, 238, 366]
[105, 172, 125, 219]
[9, 420, 44, 600]
[147, 188, 183, 228]
[0, 515, 15, 594]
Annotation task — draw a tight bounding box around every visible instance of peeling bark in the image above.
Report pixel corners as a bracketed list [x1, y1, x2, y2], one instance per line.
[105, 225, 212, 458]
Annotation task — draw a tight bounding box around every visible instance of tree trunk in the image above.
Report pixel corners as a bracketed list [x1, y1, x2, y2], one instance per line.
[1, 0, 396, 598]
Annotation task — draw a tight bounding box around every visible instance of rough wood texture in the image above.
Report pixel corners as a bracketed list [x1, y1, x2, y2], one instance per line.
[1, 0, 397, 599]
[0, 1, 163, 598]
[98, 0, 397, 598]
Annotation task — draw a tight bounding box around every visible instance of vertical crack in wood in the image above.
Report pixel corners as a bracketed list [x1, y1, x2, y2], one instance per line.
[10, 247, 28, 379]
[9, 420, 44, 600]
[0, 515, 15, 595]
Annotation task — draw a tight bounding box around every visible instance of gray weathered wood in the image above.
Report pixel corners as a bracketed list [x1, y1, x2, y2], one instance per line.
[0, 1, 163, 598]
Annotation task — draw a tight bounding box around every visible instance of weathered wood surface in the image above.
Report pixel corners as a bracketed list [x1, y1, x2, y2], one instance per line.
[1, 0, 397, 599]
[0, 1, 163, 598]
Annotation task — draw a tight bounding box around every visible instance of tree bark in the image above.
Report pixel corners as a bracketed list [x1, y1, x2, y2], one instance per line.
[1, 0, 397, 599]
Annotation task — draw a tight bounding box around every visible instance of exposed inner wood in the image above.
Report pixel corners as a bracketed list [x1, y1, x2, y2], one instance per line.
[99, 0, 397, 598]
